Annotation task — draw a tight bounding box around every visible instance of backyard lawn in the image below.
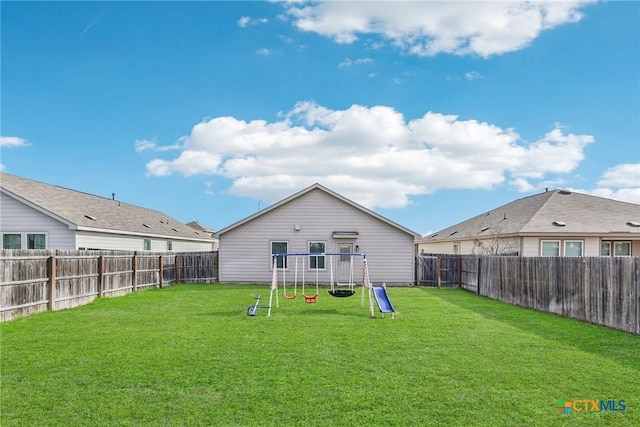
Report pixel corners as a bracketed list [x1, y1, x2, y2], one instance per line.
[1, 284, 639, 426]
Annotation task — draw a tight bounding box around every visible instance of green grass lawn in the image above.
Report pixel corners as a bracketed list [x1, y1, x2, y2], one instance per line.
[1, 285, 639, 426]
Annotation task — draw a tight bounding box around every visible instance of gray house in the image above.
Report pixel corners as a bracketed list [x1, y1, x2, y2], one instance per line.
[216, 183, 420, 285]
[0, 173, 215, 251]
[417, 189, 640, 256]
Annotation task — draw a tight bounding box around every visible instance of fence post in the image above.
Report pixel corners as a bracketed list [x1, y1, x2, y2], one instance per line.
[214, 251, 219, 283]
[175, 255, 180, 283]
[476, 256, 482, 295]
[97, 255, 105, 297]
[48, 256, 56, 311]
[458, 256, 462, 288]
[132, 252, 138, 292]
[436, 256, 441, 288]
[158, 255, 164, 288]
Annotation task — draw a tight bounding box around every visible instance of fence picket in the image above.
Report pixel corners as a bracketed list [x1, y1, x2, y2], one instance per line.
[417, 254, 639, 335]
[0, 250, 218, 321]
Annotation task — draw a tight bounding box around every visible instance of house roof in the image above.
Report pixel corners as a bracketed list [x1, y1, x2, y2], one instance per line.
[216, 183, 421, 238]
[420, 189, 640, 242]
[0, 173, 213, 242]
[186, 221, 215, 235]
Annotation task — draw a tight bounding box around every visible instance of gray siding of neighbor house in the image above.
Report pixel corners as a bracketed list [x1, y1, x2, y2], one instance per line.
[0, 193, 76, 249]
[76, 230, 214, 252]
[219, 189, 415, 285]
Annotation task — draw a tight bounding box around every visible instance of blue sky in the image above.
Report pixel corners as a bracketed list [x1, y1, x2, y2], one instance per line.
[1, 1, 639, 235]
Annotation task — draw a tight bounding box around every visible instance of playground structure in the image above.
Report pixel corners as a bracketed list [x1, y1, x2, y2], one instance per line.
[246, 252, 395, 318]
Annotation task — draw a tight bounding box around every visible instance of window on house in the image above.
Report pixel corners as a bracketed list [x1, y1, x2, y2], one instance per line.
[271, 241, 288, 269]
[614, 242, 631, 256]
[143, 239, 151, 250]
[564, 241, 583, 257]
[27, 233, 46, 249]
[2, 234, 21, 249]
[166, 240, 173, 251]
[541, 240, 560, 256]
[309, 241, 325, 269]
[453, 243, 460, 255]
[601, 242, 611, 256]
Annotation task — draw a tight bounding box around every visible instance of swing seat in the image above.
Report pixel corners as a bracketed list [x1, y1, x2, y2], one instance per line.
[284, 294, 296, 300]
[328, 289, 355, 298]
[329, 289, 356, 298]
[303, 294, 318, 304]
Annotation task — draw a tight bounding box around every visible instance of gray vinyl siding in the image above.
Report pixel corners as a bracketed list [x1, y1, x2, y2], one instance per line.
[77, 230, 213, 252]
[0, 193, 75, 249]
[219, 189, 415, 285]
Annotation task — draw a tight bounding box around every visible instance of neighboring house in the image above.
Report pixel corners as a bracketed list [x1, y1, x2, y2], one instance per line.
[417, 189, 640, 257]
[186, 221, 219, 250]
[216, 183, 420, 285]
[0, 173, 215, 252]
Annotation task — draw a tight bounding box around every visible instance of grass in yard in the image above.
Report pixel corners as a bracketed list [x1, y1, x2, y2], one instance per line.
[1, 284, 639, 426]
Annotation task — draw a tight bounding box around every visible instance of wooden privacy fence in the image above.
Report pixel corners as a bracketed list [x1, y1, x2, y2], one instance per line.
[0, 250, 218, 322]
[416, 254, 479, 289]
[416, 254, 640, 335]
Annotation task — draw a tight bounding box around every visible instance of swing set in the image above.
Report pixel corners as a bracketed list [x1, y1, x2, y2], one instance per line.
[264, 252, 379, 317]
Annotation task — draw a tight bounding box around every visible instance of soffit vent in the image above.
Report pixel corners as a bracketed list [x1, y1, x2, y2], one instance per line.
[332, 231, 359, 239]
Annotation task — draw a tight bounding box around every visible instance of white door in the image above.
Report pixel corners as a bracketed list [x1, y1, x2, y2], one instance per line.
[337, 243, 353, 283]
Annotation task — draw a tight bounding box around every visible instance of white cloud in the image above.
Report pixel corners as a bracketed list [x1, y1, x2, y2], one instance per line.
[0, 136, 28, 148]
[338, 57, 374, 68]
[585, 163, 640, 204]
[257, 48, 270, 56]
[465, 71, 483, 80]
[560, 164, 640, 205]
[0, 136, 28, 172]
[134, 138, 183, 152]
[597, 163, 640, 188]
[283, 1, 594, 57]
[144, 102, 594, 209]
[584, 187, 640, 205]
[238, 16, 268, 28]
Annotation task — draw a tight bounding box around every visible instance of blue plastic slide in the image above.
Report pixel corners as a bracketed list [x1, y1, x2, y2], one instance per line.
[372, 285, 395, 315]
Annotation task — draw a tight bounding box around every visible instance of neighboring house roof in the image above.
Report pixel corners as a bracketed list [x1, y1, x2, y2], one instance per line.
[186, 221, 215, 235]
[0, 173, 213, 242]
[420, 189, 640, 242]
[216, 183, 421, 238]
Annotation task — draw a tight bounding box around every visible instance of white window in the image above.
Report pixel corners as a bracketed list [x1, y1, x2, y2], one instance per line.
[166, 241, 173, 251]
[27, 234, 46, 249]
[2, 233, 22, 249]
[143, 239, 151, 250]
[309, 241, 325, 269]
[453, 243, 460, 255]
[601, 241, 631, 257]
[564, 241, 583, 257]
[271, 241, 288, 269]
[614, 242, 631, 256]
[541, 240, 560, 257]
[2, 233, 47, 249]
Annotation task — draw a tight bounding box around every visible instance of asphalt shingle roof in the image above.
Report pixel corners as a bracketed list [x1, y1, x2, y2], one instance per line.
[421, 190, 640, 242]
[0, 173, 213, 241]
